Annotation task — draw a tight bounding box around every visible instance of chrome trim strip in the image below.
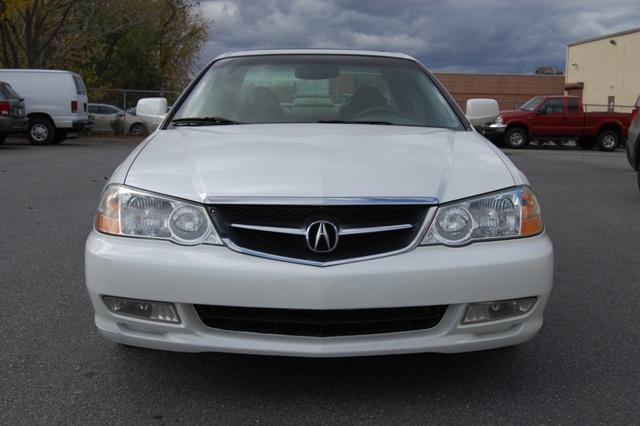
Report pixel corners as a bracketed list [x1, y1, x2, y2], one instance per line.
[230, 224, 306, 235]
[230, 223, 413, 236]
[339, 224, 413, 235]
[206, 196, 439, 205]
[220, 208, 437, 267]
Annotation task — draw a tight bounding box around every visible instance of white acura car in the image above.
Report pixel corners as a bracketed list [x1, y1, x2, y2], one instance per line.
[85, 50, 553, 356]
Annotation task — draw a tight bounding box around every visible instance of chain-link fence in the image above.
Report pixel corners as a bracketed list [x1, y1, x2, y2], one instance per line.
[88, 88, 180, 112]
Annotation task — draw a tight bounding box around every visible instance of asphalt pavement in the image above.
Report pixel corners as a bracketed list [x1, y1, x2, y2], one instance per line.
[1, 137, 639, 424]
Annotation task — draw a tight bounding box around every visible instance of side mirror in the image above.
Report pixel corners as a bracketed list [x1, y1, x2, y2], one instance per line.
[136, 97, 167, 129]
[465, 98, 500, 125]
[137, 97, 168, 117]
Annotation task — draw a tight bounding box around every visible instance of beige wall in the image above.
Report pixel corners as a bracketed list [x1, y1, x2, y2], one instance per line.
[566, 29, 640, 111]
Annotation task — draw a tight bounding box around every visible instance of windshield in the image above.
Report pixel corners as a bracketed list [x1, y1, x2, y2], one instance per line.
[520, 96, 543, 111]
[172, 55, 464, 129]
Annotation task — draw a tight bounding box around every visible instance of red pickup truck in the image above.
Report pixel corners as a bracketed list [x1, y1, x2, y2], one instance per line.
[490, 95, 632, 151]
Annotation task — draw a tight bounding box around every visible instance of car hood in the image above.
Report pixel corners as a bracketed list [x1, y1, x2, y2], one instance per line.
[500, 109, 530, 118]
[124, 124, 516, 203]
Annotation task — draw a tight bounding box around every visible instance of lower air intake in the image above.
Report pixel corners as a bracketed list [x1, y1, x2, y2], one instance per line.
[194, 305, 448, 337]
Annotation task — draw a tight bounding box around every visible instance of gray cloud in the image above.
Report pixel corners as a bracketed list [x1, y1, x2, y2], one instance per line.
[199, 0, 640, 73]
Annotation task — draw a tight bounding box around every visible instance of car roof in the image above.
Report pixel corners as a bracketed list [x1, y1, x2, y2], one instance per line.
[215, 49, 417, 61]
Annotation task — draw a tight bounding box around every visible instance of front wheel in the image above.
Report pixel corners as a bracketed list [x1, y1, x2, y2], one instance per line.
[596, 130, 619, 152]
[27, 118, 55, 145]
[0, 134, 6, 144]
[504, 127, 529, 149]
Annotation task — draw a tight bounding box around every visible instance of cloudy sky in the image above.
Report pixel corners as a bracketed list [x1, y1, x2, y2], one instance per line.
[198, 0, 639, 73]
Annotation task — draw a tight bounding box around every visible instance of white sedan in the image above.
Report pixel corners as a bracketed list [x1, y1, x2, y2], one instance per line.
[85, 49, 553, 357]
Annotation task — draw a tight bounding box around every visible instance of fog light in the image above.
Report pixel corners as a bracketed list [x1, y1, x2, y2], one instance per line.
[462, 297, 537, 324]
[103, 296, 180, 323]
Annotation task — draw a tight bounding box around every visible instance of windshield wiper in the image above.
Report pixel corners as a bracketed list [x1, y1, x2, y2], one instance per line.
[317, 120, 395, 125]
[171, 116, 242, 126]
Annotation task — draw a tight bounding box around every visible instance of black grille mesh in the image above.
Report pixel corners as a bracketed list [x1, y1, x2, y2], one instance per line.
[194, 305, 448, 337]
[209, 204, 430, 263]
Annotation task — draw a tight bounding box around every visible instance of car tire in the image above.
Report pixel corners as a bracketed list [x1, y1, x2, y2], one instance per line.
[596, 129, 619, 152]
[27, 118, 55, 145]
[504, 126, 529, 149]
[0, 134, 6, 144]
[128, 122, 148, 136]
[51, 130, 68, 144]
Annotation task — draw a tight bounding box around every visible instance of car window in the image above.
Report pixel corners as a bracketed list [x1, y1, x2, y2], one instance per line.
[567, 98, 579, 112]
[174, 55, 463, 129]
[88, 105, 98, 114]
[542, 99, 563, 114]
[72, 74, 87, 95]
[0, 83, 19, 99]
[520, 96, 543, 111]
[96, 106, 114, 114]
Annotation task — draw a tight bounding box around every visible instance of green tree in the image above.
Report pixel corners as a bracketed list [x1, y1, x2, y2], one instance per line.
[0, 0, 209, 92]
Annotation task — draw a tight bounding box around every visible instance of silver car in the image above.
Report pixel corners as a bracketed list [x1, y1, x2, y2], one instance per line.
[88, 103, 148, 136]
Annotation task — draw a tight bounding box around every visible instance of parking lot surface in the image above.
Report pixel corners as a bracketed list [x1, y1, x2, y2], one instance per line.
[1, 137, 639, 424]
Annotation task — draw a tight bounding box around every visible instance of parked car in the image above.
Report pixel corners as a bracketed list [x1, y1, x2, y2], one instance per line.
[86, 50, 553, 357]
[0, 81, 27, 144]
[0, 69, 90, 144]
[88, 103, 148, 135]
[483, 95, 631, 151]
[625, 95, 640, 190]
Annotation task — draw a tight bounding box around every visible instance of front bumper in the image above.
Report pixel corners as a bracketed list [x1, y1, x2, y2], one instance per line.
[85, 231, 553, 357]
[71, 119, 92, 130]
[476, 123, 507, 138]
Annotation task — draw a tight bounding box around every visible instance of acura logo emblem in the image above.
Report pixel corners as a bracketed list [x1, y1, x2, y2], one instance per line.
[306, 221, 339, 253]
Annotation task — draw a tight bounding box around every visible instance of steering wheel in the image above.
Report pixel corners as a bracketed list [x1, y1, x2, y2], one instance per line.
[353, 106, 403, 120]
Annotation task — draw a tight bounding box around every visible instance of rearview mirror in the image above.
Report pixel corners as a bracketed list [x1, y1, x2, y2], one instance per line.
[294, 65, 340, 80]
[465, 99, 499, 125]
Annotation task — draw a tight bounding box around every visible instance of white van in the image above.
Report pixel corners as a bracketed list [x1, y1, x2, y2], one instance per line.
[0, 69, 90, 144]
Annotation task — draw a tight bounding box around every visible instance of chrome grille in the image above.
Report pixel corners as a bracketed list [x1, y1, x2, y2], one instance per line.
[208, 199, 435, 265]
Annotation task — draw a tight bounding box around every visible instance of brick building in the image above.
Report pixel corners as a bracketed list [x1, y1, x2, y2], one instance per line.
[434, 73, 565, 111]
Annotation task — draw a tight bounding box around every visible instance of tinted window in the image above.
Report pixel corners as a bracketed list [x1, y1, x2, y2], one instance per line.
[88, 105, 98, 113]
[520, 96, 543, 111]
[567, 98, 579, 112]
[72, 75, 87, 95]
[102, 106, 119, 114]
[0, 83, 20, 99]
[174, 55, 463, 129]
[543, 99, 563, 113]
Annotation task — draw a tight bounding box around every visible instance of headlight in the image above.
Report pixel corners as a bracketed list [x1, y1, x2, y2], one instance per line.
[421, 186, 543, 246]
[95, 184, 221, 245]
[496, 116, 504, 125]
